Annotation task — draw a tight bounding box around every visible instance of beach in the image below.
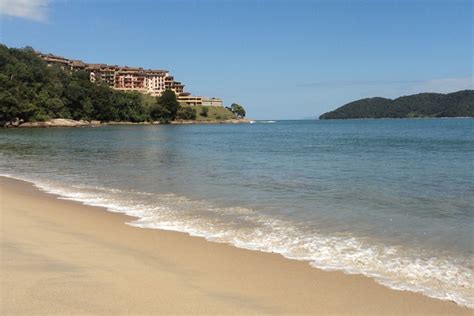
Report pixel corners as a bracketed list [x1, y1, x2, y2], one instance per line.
[0, 176, 470, 315]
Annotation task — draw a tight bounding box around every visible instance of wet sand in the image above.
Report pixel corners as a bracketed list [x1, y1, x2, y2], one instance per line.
[0, 176, 470, 315]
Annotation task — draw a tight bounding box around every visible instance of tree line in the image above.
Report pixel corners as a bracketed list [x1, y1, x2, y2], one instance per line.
[319, 90, 474, 119]
[0, 45, 246, 126]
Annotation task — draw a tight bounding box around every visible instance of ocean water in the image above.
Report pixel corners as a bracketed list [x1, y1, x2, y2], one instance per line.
[1, 119, 473, 307]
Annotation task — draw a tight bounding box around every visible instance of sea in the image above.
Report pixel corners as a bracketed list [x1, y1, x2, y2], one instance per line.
[1, 118, 473, 307]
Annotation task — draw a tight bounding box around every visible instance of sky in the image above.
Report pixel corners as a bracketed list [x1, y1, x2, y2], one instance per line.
[0, 0, 472, 119]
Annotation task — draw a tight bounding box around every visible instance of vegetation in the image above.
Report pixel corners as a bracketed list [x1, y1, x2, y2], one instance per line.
[149, 90, 181, 123]
[319, 90, 474, 119]
[200, 107, 208, 117]
[227, 103, 246, 118]
[193, 106, 236, 121]
[176, 106, 197, 120]
[0, 45, 151, 124]
[0, 44, 247, 126]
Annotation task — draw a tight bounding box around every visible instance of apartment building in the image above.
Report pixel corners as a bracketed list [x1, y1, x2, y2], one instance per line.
[37, 52, 223, 106]
[177, 96, 223, 107]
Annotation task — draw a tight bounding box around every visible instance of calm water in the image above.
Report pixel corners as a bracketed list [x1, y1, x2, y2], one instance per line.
[1, 119, 473, 307]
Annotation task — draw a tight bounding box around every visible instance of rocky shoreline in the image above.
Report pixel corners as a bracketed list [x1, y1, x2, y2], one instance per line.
[3, 118, 252, 128]
[170, 118, 253, 125]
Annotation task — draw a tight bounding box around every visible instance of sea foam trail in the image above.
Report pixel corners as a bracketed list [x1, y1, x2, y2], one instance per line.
[2, 174, 473, 308]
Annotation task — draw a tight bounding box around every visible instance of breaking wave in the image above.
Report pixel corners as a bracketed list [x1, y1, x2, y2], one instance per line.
[3, 173, 472, 308]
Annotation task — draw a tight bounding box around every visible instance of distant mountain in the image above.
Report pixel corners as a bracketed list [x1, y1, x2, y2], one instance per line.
[319, 90, 474, 119]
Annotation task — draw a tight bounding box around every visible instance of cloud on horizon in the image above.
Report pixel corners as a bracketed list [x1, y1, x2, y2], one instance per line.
[409, 77, 474, 94]
[0, 0, 50, 22]
[297, 77, 474, 95]
[296, 79, 424, 87]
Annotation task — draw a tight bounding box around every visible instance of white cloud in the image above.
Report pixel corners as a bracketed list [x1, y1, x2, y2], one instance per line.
[0, 0, 49, 22]
[407, 77, 474, 94]
[297, 77, 474, 95]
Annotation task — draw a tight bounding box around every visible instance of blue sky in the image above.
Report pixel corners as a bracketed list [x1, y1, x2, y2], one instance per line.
[0, 0, 472, 119]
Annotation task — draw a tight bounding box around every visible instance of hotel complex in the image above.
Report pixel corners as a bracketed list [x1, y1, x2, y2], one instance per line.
[37, 53, 223, 107]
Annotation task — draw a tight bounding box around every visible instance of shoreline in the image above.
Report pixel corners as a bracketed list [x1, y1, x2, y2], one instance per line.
[0, 176, 471, 314]
[319, 116, 474, 120]
[3, 118, 252, 128]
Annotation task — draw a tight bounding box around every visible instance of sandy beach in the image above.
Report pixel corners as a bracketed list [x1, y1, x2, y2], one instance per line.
[0, 176, 470, 315]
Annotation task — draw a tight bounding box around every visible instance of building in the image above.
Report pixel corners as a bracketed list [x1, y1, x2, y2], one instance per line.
[37, 52, 223, 106]
[202, 97, 223, 107]
[177, 94, 202, 106]
[39, 53, 70, 68]
[177, 96, 223, 107]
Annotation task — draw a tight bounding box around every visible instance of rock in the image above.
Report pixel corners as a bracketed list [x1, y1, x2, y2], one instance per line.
[3, 118, 23, 127]
[18, 119, 96, 128]
[170, 118, 252, 125]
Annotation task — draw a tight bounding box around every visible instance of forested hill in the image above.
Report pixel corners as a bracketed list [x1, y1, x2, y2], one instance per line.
[319, 90, 474, 119]
[0, 44, 244, 126]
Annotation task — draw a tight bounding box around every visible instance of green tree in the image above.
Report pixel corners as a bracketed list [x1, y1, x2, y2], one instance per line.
[150, 90, 180, 123]
[200, 107, 209, 117]
[149, 103, 168, 122]
[177, 106, 197, 120]
[229, 103, 246, 118]
[45, 97, 66, 118]
[0, 90, 19, 122]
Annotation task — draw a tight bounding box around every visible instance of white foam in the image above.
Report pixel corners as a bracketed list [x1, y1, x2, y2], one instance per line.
[2, 173, 473, 308]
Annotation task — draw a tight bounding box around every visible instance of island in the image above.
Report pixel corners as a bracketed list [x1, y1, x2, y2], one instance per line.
[319, 90, 474, 119]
